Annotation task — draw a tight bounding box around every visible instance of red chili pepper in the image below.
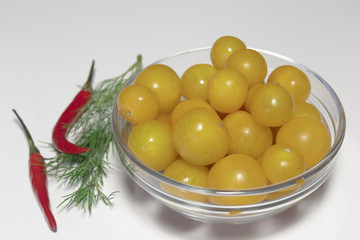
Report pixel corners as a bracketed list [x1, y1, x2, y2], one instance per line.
[52, 61, 94, 154]
[13, 109, 57, 232]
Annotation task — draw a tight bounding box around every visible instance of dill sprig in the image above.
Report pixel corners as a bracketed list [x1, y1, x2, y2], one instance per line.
[46, 55, 142, 213]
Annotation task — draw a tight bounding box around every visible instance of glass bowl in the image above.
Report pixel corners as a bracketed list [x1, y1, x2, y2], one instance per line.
[111, 47, 346, 224]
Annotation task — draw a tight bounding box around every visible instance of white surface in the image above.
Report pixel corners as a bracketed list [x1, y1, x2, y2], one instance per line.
[1, 0, 359, 239]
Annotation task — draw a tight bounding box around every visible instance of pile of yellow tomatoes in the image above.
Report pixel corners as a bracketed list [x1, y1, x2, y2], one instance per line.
[117, 36, 331, 205]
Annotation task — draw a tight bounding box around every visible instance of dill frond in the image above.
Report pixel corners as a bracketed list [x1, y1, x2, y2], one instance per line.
[46, 55, 142, 213]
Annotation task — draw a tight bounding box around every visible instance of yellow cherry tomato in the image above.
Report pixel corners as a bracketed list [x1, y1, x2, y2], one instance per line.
[210, 36, 246, 69]
[117, 84, 159, 124]
[207, 154, 268, 205]
[267, 65, 311, 102]
[181, 63, 217, 101]
[208, 68, 248, 113]
[171, 99, 214, 128]
[293, 101, 322, 122]
[276, 117, 331, 169]
[261, 144, 306, 184]
[135, 64, 181, 114]
[250, 83, 295, 127]
[225, 49, 267, 87]
[173, 107, 230, 166]
[162, 159, 209, 202]
[128, 120, 177, 171]
[223, 111, 273, 159]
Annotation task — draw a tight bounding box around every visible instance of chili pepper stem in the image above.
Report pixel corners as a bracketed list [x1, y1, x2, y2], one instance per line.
[12, 109, 39, 154]
[82, 60, 95, 92]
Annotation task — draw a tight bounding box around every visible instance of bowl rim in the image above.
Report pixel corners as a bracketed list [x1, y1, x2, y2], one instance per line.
[111, 47, 346, 197]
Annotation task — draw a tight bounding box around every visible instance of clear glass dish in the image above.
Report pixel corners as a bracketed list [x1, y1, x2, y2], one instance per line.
[111, 47, 346, 224]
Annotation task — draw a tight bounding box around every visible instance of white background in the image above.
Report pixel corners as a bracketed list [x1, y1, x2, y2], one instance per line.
[1, 0, 359, 239]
